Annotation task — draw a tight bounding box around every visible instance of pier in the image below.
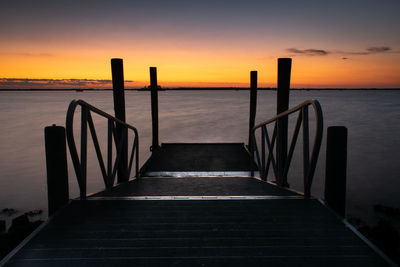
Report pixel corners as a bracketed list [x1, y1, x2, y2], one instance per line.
[1, 59, 395, 266]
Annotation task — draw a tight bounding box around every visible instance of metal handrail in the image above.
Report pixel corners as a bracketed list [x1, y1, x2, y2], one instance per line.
[66, 99, 139, 199]
[251, 99, 323, 197]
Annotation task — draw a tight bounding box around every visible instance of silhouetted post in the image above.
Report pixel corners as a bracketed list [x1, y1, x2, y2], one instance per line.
[45, 125, 69, 216]
[276, 58, 292, 186]
[111, 58, 128, 183]
[325, 126, 347, 217]
[0, 220, 5, 233]
[248, 71, 258, 149]
[150, 67, 159, 150]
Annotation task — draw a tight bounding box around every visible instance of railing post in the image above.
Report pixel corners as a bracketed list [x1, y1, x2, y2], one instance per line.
[111, 58, 128, 183]
[325, 126, 347, 217]
[44, 125, 69, 216]
[276, 58, 292, 186]
[150, 67, 159, 150]
[248, 71, 258, 148]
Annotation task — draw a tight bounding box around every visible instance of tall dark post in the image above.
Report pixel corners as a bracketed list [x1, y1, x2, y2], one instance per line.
[276, 58, 292, 186]
[150, 67, 159, 150]
[248, 71, 258, 148]
[111, 58, 128, 183]
[45, 125, 69, 216]
[325, 126, 347, 217]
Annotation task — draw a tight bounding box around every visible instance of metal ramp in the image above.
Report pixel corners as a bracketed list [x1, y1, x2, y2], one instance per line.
[140, 143, 257, 177]
[2, 199, 390, 266]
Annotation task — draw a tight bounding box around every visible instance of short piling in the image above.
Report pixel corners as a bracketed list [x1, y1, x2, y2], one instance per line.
[111, 58, 128, 183]
[45, 125, 69, 216]
[325, 126, 347, 217]
[248, 71, 258, 148]
[150, 67, 159, 150]
[0, 220, 5, 233]
[276, 58, 292, 186]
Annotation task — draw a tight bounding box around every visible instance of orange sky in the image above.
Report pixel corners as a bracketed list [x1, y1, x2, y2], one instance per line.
[2, 49, 399, 88]
[1, 1, 399, 88]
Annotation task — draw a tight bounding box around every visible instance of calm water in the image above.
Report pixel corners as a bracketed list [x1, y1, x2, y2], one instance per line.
[1, 90, 399, 226]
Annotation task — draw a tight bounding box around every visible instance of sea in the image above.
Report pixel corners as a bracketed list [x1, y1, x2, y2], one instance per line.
[0, 89, 399, 228]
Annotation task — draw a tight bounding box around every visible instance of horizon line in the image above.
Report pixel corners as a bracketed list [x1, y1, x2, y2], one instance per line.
[1, 87, 400, 91]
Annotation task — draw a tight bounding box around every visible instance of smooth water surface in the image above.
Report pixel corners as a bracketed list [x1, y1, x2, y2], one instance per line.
[0, 90, 399, 225]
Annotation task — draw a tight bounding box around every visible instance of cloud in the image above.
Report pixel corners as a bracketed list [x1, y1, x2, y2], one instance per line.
[286, 46, 395, 58]
[339, 46, 393, 56]
[366, 46, 391, 53]
[0, 78, 135, 89]
[287, 48, 330, 56]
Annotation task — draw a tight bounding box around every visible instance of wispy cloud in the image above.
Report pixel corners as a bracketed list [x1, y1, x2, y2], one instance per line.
[287, 48, 329, 56]
[366, 46, 391, 53]
[0, 78, 135, 89]
[340, 46, 392, 56]
[287, 46, 395, 59]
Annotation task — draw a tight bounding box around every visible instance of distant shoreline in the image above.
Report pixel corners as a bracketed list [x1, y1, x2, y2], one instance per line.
[1, 87, 400, 91]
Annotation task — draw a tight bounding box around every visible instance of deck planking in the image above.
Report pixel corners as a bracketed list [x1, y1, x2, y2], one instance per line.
[92, 177, 298, 197]
[141, 143, 257, 175]
[3, 199, 389, 266]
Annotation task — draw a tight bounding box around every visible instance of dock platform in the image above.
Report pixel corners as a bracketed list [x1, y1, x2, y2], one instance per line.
[2, 143, 393, 266]
[3, 197, 390, 266]
[2, 136, 396, 267]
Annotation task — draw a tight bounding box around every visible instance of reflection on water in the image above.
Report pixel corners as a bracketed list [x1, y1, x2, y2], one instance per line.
[0, 90, 399, 225]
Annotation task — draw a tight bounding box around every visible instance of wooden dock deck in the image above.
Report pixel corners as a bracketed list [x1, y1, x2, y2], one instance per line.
[1, 143, 393, 266]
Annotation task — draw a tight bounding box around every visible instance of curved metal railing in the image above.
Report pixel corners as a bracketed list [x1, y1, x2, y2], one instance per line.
[251, 100, 323, 197]
[66, 99, 139, 199]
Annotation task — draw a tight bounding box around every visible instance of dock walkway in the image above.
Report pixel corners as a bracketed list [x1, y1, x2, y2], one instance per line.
[141, 143, 257, 176]
[1, 143, 392, 266]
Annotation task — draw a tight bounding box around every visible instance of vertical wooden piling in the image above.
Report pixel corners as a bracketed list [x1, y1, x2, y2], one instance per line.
[276, 58, 292, 186]
[150, 67, 159, 150]
[0, 220, 5, 233]
[325, 126, 347, 217]
[111, 58, 128, 183]
[248, 71, 258, 148]
[45, 125, 69, 216]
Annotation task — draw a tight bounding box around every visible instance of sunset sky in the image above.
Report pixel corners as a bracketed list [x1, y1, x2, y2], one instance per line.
[1, 0, 399, 88]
